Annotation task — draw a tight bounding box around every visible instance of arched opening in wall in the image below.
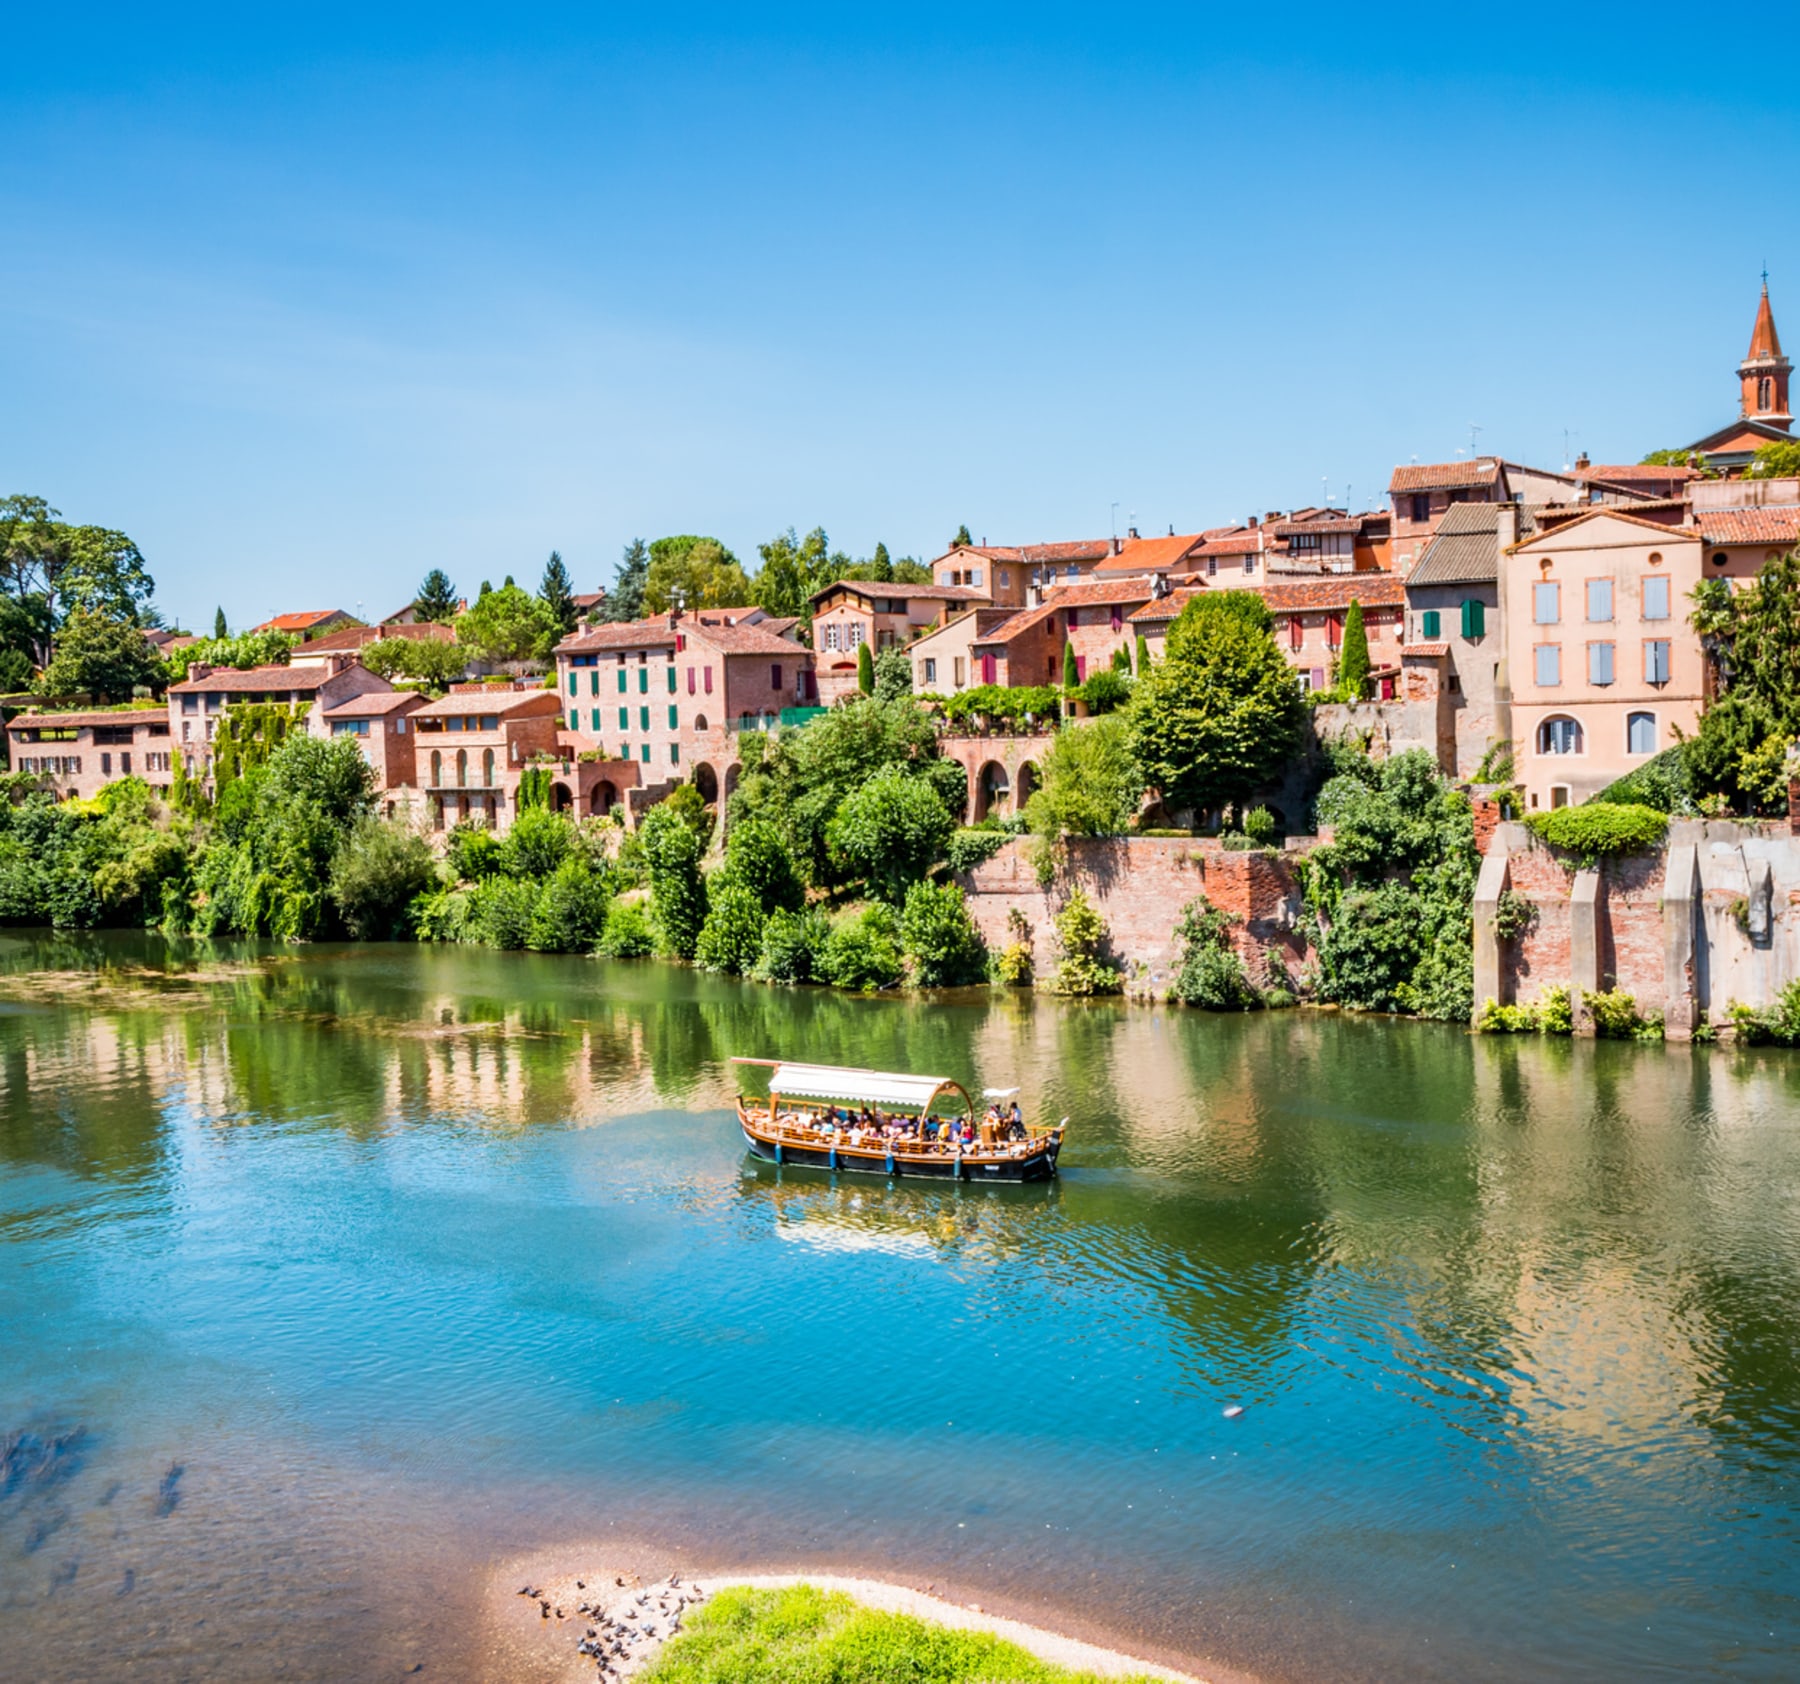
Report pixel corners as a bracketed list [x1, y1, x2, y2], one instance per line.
[1761, 376, 1774, 411]
[975, 760, 1009, 821]
[1014, 761, 1038, 814]
[430, 749, 442, 787]
[1536, 716, 1583, 755]
[455, 748, 468, 788]
[550, 782, 573, 812]
[723, 762, 741, 803]
[694, 714, 709, 733]
[482, 748, 495, 788]
[592, 780, 618, 817]
[693, 762, 719, 804]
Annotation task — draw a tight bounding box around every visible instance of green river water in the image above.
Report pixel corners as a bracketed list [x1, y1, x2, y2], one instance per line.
[1, 931, 1797, 1682]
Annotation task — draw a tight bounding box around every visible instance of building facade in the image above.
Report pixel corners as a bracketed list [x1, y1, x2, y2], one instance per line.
[5, 708, 177, 800]
[808, 582, 983, 703]
[168, 658, 393, 778]
[413, 684, 564, 832]
[1403, 502, 1510, 776]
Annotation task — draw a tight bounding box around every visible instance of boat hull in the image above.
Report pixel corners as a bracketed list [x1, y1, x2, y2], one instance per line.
[741, 1124, 1058, 1182]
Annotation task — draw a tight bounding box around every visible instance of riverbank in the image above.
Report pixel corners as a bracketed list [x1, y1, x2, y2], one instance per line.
[480, 1545, 1228, 1683]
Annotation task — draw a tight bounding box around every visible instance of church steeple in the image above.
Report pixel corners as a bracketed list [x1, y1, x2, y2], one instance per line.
[1739, 277, 1792, 429]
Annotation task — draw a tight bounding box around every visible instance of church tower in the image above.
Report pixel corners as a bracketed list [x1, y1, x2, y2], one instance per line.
[1739, 279, 1792, 430]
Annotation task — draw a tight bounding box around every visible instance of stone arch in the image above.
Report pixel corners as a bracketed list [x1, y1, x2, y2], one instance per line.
[694, 713, 709, 732]
[482, 747, 495, 788]
[1014, 760, 1038, 815]
[455, 747, 468, 788]
[974, 760, 1009, 822]
[430, 748, 442, 787]
[592, 779, 618, 817]
[693, 762, 720, 804]
[550, 781, 574, 812]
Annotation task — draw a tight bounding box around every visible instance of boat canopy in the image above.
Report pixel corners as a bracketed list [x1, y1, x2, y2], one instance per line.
[737, 1059, 972, 1114]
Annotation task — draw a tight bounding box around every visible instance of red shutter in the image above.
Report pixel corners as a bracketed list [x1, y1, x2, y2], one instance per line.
[1288, 616, 1302, 651]
[687, 667, 695, 695]
[981, 652, 997, 684]
[704, 668, 713, 694]
[1076, 655, 1087, 681]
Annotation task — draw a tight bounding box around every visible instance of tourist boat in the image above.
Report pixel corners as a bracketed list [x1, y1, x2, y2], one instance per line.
[730, 1058, 1066, 1182]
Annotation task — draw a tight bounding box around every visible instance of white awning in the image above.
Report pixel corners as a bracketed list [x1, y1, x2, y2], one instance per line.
[764, 1062, 961, 1111]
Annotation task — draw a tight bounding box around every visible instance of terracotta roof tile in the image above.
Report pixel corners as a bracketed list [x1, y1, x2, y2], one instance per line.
[1039, 578, 1156, 609]
[811, 580, 988, 606]
[254, 610, 352, 633]
[415, 688, 561, 719]
[1191, 529, 1268, 557]
[7, 708, 171, 732]
[1510, 507, 1705, 551]
[1388, 458, 1502, 494]
[1695, 506, 1800, 545]
[1256, 577, 1406, 613]
[1748, 283, 1785, 362]
[1091, 533, 1204, 574]
[295, 621, 455, 654]
[1402, 642, 1451, 658]
[322, 691, 426, 718]
[688, 620, 812, 656]
[1576, 463, 1700, 484]
[1127, 586, 1207, 625]
[971, 603, 1059, 646]
[169, 664, 332, 694]
[555, 621, 681, 655]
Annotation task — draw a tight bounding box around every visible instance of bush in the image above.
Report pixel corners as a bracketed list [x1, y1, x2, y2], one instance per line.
[872, 646, 913, 702]
[1583, 988, 1664, 1041]
[329, 818, 438, 940]
[694, 872, 767, 975]
[941, 684, 1061, 727]
[756, 905, 830, 983]
[1169, 896, 1258, 1010]
[995, 908, 1033, 986]
[1312, 879, 1420, 1013]
[1538, 984, 1573, 1035]
[1492, 887, 1535, 942]
[1022, 712, 1144, 843]
[1525, 802, 1668, 864]
[723, 817, 805, 913]
[502, 806, 575, 879]
[1242, 805, 1277, 847]
[640, 803, 708, 958]
[818, 903, 904, 991]
[899, 880, 988, 986]
[527, 857, 611, 952]
[1475, 998, 1539, 1033]
[446, 820, 504, 881]
[944, 827, 1009, 874]
[464, 874, 541, 949]
[826, 764, 956, 904]
[1079, 667, 1131, 715]
[1048, 888, 1122, 996]
[1594, 745, 1694, 814]
[1729, 979, 1800, 1045]
[597, 898, 655, 958]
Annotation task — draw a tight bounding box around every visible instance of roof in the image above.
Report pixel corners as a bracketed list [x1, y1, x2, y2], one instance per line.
[293, 620, 454, 654]
[1575, 462, 1699, 484]
[1272, 514, 1361, 537]
[1191, 528, 1268, 557]
[1747, 282, 1786, 363]
[753, 615, 801, 641]
[754, 1061, 968, 1112]
[321, 690, 425, 718]
[970, 602, 1059, 647]
[1407, 501, 1501, 586]
[1127, 586, 1206, 625]
[1039, 578, 1156, 609]
[1389, 458, 1503, 494]
[1257, 576, 1406, 613]
[934, 540, 1112, 565]
[688, 619, 812, 656]
[556, 620, 681, 655]
[1509, 507, 1704, 551]
[1694, 506, 1800, 545]
[1684, 417, 1796, 455]
[1402, 642, 1451, 658]
[414, 687, 560, 719]
[169, 664, 330, 694]
[811, 580, 987, 607]
[7, 708, 169, 732]
[1092, 533, 1203, 575]
[254, 610, 351, 634]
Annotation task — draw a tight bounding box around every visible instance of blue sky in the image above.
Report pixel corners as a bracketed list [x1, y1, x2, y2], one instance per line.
[6, 5, 1798, 629]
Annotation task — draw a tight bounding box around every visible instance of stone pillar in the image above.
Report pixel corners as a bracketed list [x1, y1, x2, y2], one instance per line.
[1472, 795, 1503, 856]
[1662, 843, 1701, 1041]
[1569, 865, 1603, 1035]
[1472, 838, 1511, 1017]
[1789, 777, 1800, 834]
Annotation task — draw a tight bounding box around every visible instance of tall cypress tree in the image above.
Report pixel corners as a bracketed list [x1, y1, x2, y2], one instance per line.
[1063, 640, 1080, 689]
[856, 641, 875, 695]
[540, 550, 576, 638]
[952, 524, 972, 548]
[1135, 633, 1150, 674]
[1337, 599, 1371, 700]
[612, 539, 649, 621]
[213, 606, 227, 639]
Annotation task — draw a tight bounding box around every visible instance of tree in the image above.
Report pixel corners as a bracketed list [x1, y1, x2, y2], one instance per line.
[872, 646, 913, 702]
[721, 816, 804, 913]
[612, 539, 649, 621]
[540, 550, 577, 639]
[1337, 599, 1370, 700]
[1062, 640, 1079, 689]
[329, 817, 437, 939]
[359, 635, 468, 691]
[952, 524, 972, 548]
[899, 879, 988, 985]
[1023, 714, 1144, 841]
[213, 606, 228, 639]
[1126, 591, 1304, 815]
[870, 541, 892, 582]
[753, 526, 836, 621]
[1135, 633, 1150, 674]
[40, 609, 164, 701]
[1688, 548, 1800, 811]
[1747, 442, 1800, 479]
[645, 536, 752, 615]
[454, 582, 558, 664]
[0, 496, 157, 640]
[694, 872, 766, 975]
[640, 802, 708, 958]
[0, 594, 51, 690]
[826, 764, 956, 904]
[415, 568, 459, 623]
[159, 629, 296, 689]
[857, 641, 875, 695]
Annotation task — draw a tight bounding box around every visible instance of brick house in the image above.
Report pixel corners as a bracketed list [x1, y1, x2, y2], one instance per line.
[313, 689, 428, 801]
[930, 540, 1114, 607]
[1503, 509, 1704, 812]
[168, 658, 393, 779]
[808, 582, 985, 704]
[1260, 576, 1409, 694]
[1403, 502, 1510, 776]
[1389, 458, 1508, 573]
[252, 609, 361, 638]
[907, 608, 1020, 696]
[5, 708, 176, 800]
[288, 619, 458, 667]
[413, 684, 564, 832]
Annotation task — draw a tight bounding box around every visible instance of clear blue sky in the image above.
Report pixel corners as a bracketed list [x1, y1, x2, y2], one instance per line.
[6, 4, 1798, 630]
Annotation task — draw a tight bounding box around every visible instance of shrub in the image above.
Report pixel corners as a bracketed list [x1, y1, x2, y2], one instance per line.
[1241, 805, 1277, 847]
[941, 684, 1061, 727]
[899, 880, 988, 986]
[640, 803, 708, 958]
[597, 898, 655, 958]
[446, 820, 505, 882]
[1492, 887, 1536, 942]
[1336, 599, 1371, 700]
[464, 874, 541, 949]
[410, 887, 469, 942]
[871, 645, 913, 702]
[1475, 998, 1539, 1033]
[527, 858, 611, 952]
[1583, 988, 1664, 1041]
[944, 827, 1009, 874]
[856, 641, 875, 695]
[1594, 745, 1693, 814]
[723, 817, 805, 913]
[329, 817, 438, 940]
[818, 903, 904, 992]
[826, 764, 956, 905]
[1022, 712, 1144, 844]
[995, 908, 1033, 986]
[1538, 984, 1574, 1035]
[1080, 667, 1131, 715]
[501, 806, 575, 879]
[1169, 896, 1258, 1010]
[755, 905, 830, 983]
[1730, 979, 1800, 1045]
[694, 871, 767, 975]
[1525, 802, 1668, 864]
[1312, 879, 1420, 1013]
[1048, 888, 1122, 996]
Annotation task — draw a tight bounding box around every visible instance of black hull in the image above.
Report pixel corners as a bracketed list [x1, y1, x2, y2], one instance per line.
[742, 1127, 1058, 1182]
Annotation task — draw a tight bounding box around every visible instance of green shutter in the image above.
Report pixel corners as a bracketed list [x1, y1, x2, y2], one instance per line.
[1461, 598, 1485, 638]
[568, 672, 578, 696]
[618, 707, 628, 730]
[617, 669, 626, 693]
[667, 705, 678, 729]
[591, 708, 601, 732]
[666, 666, 677, 693]
[639, 668, 648, 693]
[639, 706, 649, 731]
[1421, 609, 1440, 640]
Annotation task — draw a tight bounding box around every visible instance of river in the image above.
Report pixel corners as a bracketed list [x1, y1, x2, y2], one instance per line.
[1, 931, 1797, 1682]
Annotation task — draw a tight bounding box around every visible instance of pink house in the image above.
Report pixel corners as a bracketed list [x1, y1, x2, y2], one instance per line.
[412, 683, 564, 832]
[168, 658, 393, 781]
[4, 707, 176, 800]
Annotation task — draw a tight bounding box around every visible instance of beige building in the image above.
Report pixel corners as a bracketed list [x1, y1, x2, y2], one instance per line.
[808, 581, 984, 704]
[1505, 510, 1703, 811]
[908, 608, 1019, 696]
[5, 707, 176, 799]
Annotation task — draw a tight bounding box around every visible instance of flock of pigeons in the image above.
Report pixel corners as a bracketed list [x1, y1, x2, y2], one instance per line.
[517, 1572, 705, 1678]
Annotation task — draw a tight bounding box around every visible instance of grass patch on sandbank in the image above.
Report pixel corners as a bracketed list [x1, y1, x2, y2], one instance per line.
[639, 1583, 1162, 1684]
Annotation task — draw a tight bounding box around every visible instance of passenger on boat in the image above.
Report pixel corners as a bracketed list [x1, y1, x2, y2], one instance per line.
[1006, 1102, 1025, 1139]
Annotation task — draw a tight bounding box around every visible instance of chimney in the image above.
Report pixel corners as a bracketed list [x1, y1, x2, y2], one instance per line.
[1112, 535, 1122, 555]
[1128, 526, 1139, 540]
[1247, 515, 1259, 529]
[1575, 452, 1590, 470]
[186, 662, 214, 682]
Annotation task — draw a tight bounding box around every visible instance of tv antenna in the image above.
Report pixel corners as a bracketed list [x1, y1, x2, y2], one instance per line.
[1468, 423, 1484, 456]
[1110, 502, 1119, 542]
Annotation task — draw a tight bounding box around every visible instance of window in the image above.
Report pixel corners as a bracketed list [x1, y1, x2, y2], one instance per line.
[568, 709, 578, 731]
[1586, 578, 1613, 622]
[849, 622, 866, 647]
[666, 666, 677, 694]
[620, 744, 630, 760]
[1327, 613, 1342, 650]
[590, 670, 600, 696]
[1110, 606, 1123, 631]
[1207, 557, 1219, 577]
[639, 744, 650, 763]
[1643, 576, 1670, 620]
[1535, 644, 1561, 686]
[670, 743, 680, 764]
[568, 672, 578, 696]
[667, 704, 678, 729]
[1645, 640, 1671, 684]
[617, 668, 627, 693]
[591, 708, 601, 732]
[121, 753, 131, 775]
[968, 569, 982, 587]
[1461, 598, 1485, 638]
[1311, 667, 1326, 690]
[923, 657, 937, 684]
[703, 667, 713, 694]
[1288, 617, 1303, 651]
[1242, 555, 1255, 575]
[1410, 493, 1431, 523]
[618, 707, 629, 730]
[694, 713, 709, 731]
[953, 656, 966, 687]
[480, 715, 498, 731]
[1537, 716, 1583, 754]
[482, 748, 495, 787]
[1420, 609, 1441, 639]
[1588, 642, 1614, 685]
[639, 706, 650, 731]
[181, 694, 198, 714]
[1533, 581, 1560, 624]
[998, 569, 1010, 589]
[100, 753, 111, 775]
[638, 668, 648, 693]
[687, 667, 695, 695]
[770, 663, 783, 692]
[1627, 712, 1656, 755]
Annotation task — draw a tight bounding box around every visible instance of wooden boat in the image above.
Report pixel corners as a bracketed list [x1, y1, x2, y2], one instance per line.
[730, 1058, 1065, 1182]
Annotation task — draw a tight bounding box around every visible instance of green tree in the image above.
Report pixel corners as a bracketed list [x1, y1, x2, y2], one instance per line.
[1747, 441, 1800, 479]
[694, 871, 766, 975]
[1337, 599, 1370, 700]
[0, 495, 158, 639]
[213, 606, 228, 639]
[1687, 548, 1800, 811]
[645, 536, 752, 615]
[753, 526, 836, 621]
[951, 524, 972, 548]
[872, 646, 913, 702]
[40, 609, 164, 701]
[527, 857, 612, 952]
[359, 635, 467, 691]
[454, 582, 558, 664]
[722, 816, 805, 913]
[899, 879, 988, 985]
[1062, 640, 1079, 689]
[1126, 591, 1304, 815]
[159, 629, 296, 688]
[540, 550, 577, 639]
[328, 817, 437, 939]
[856, 641, 875, 695]
[640, 801, 708, 958]
[501, 807, 574, 879]
[0, 594, 51, 690]
[826, 764, 956, 904]
[1169, 896, 1259, 1010]
[415, 568, 460, 622]
[612, 539, 649, 621]
[870, 541, 892, 582]
[1023, 713, 1144, 842]
[1135, 633, 1150, 674]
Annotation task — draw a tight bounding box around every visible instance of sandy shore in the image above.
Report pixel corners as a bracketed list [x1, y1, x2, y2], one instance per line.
[481, 1543, 1226, 1684]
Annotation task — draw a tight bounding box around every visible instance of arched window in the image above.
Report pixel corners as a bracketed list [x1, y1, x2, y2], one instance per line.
[1537, 716, 1583, 755]
[482, 748, 495, 787]
[455, 748, 468, 787]
[694, 714, 708, 732]
[430, 749, 442, 786]
[1760, 376, 1774, 411]
[1627, 713, 1656, 755]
